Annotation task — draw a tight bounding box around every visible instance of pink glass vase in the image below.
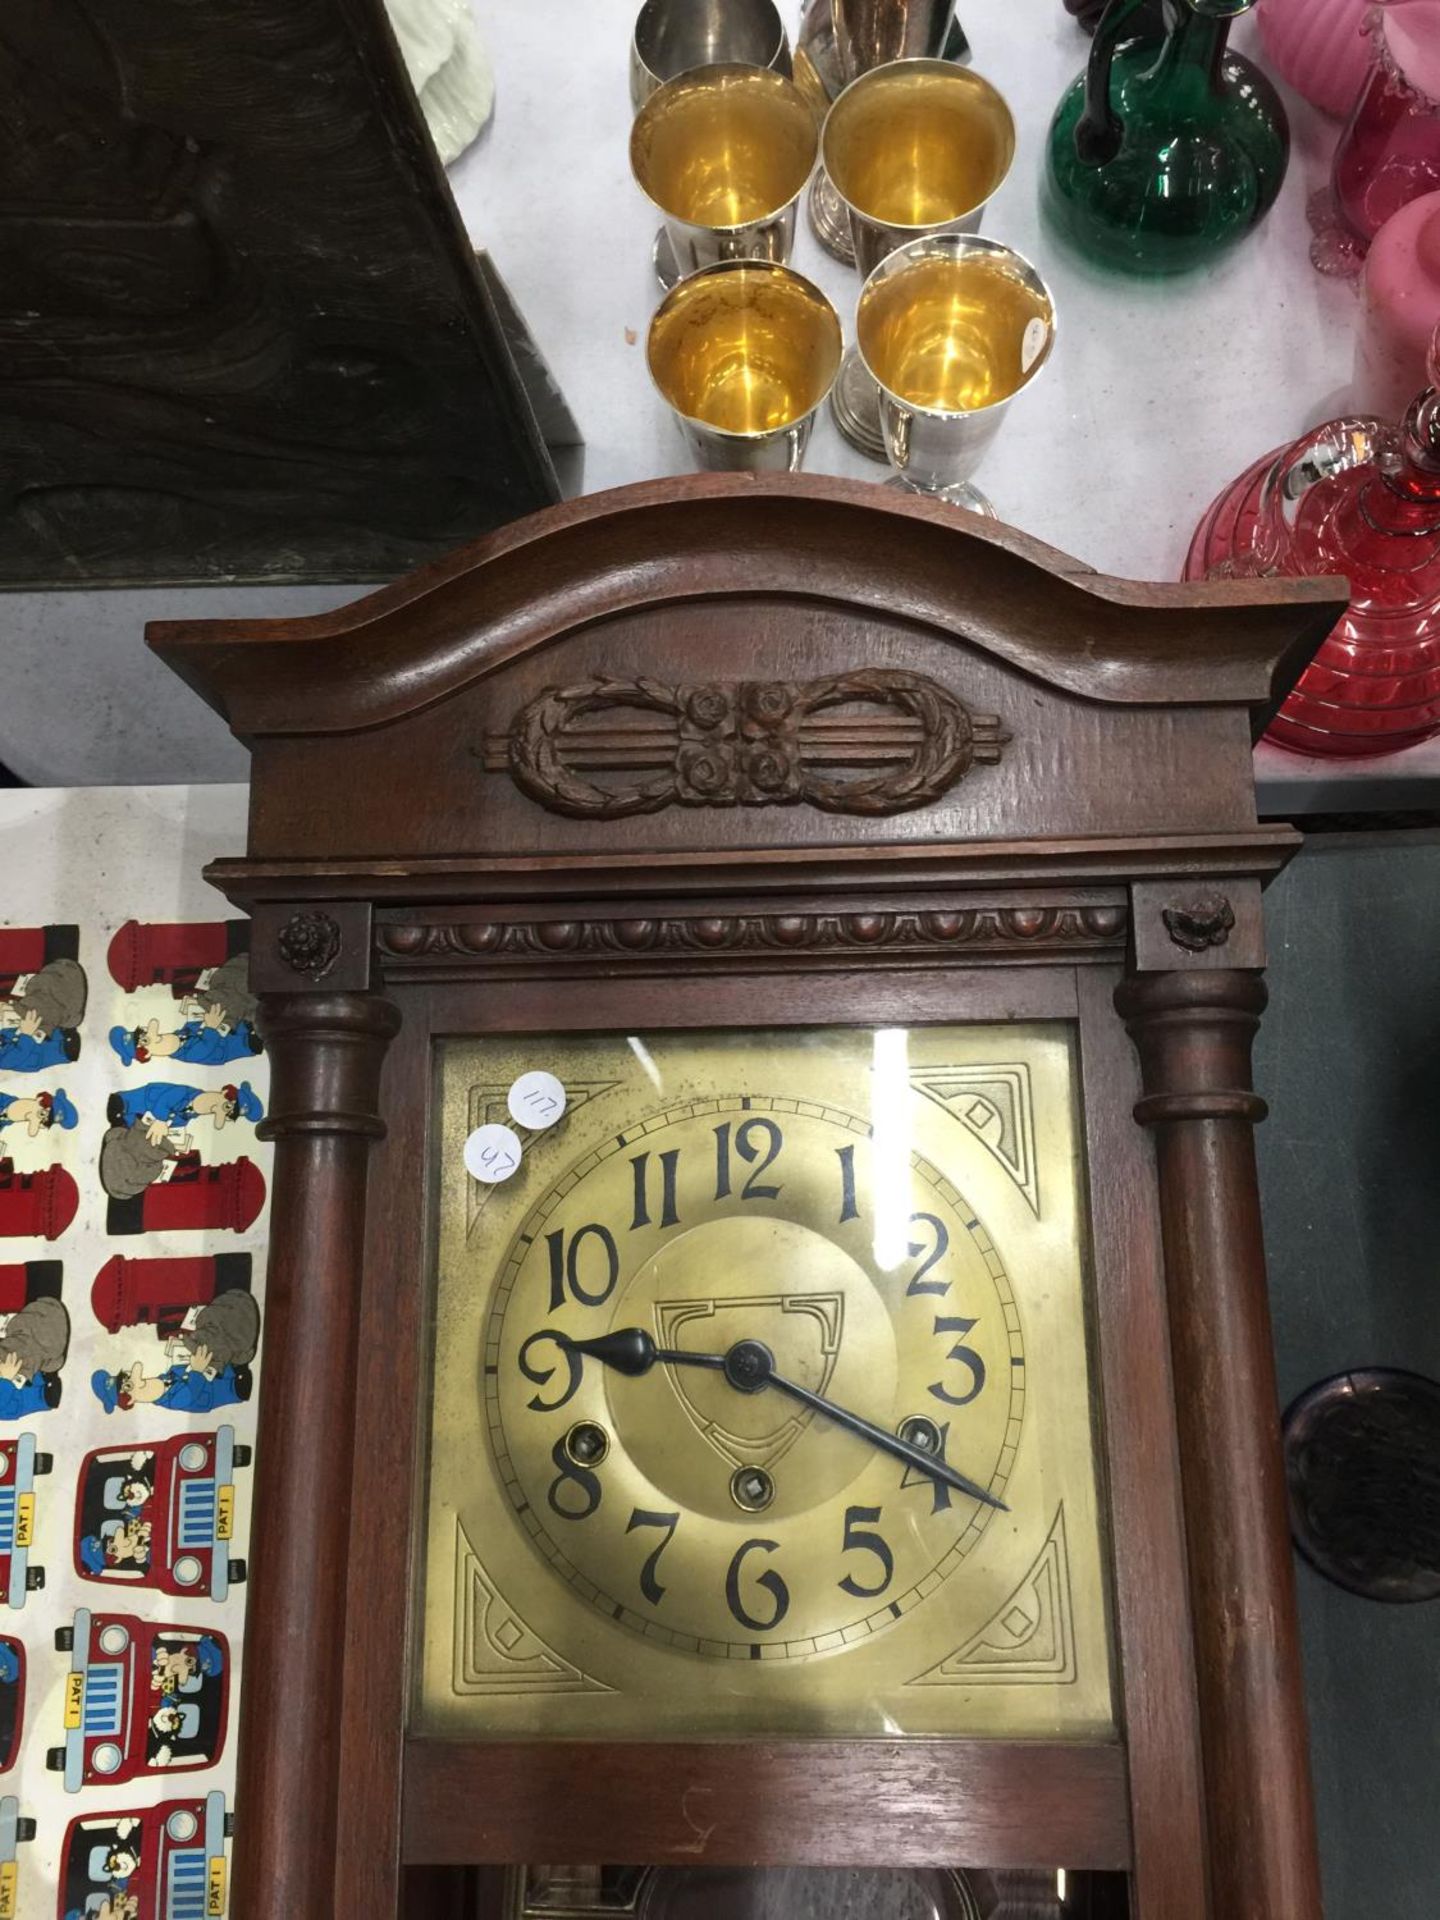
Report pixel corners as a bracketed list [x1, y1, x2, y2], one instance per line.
[1355, 189, 1440, 417]
[1257, 0, 1372, 119]
[1185, 326, 1440, 757]
[1312, 1, 1440, 273]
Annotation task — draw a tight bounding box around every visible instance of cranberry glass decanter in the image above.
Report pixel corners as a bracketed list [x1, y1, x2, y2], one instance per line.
[1186, 325, 1440, 755]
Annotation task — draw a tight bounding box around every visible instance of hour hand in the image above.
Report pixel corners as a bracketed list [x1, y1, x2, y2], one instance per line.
[562, 1327, 726, 1377]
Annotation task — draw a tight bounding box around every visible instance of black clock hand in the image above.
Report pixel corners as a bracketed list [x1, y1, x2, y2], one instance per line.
[565, 1328, 1007, 1512]
[565, 1327, 727, 1375]
[735, 1343, 1009, 1513]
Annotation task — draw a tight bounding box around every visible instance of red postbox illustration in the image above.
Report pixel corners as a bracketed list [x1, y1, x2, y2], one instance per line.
[56, 1792, 230, 1920]
[107, 921, 248, 997]
[0, 1259, 62, 1313]
[0, 1159, 78, 1239]
[91, 1256, 251, 1337]
[0, 1432, 51, 1606]
[49, 1612, 229, 1792]
[101, 1157, 264, 1239]
[0, 925, 79, 994]
[74, 1430, 248, 1602]
[0, 1638, 22, 1773]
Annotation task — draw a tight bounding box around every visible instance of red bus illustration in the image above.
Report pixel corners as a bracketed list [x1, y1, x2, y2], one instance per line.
[0, 1160, 78, 1240]
[49, 1612, 229, 1792]
[0, 1793, 36, 1920]
[56, 1792, 230, 1920]
[73, 1430, 248, 1602]
[90, 1255, 251, 1338]
[0, 1639, 21, 1773]
[107, 922, 247, 996]
[0, 1433, 50, 1606]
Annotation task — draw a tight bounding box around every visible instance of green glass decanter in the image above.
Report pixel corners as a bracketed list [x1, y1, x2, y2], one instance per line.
[1044, 0, 1290, 276]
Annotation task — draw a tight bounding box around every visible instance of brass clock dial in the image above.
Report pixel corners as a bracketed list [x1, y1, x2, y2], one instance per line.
[418, 1025, 1115, 1743]
[485, 1096, 1023, 1660]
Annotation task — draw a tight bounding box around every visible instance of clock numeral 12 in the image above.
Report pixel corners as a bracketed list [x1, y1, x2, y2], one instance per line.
[713, 1119, 783, 1202]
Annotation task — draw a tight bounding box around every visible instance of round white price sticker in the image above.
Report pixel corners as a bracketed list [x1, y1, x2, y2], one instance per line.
[464, 1123, 524, 1185]
[508, 1070, 567, 1131]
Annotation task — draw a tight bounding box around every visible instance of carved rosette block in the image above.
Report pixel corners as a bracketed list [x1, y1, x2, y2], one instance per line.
[492, 671, 1010, 818]
[1162, 893, 1236, 953]
[276, 909, 342, 980]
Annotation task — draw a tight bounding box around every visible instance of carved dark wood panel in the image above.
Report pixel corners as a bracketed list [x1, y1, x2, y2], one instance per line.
[501, 672, 1009, 818]
[0, 0, 569, 586]
[373, 902, 1129, 978]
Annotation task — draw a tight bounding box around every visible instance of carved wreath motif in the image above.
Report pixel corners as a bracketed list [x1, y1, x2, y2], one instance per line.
[502, 671, 1009, 819]
[276, 909, 342, 980]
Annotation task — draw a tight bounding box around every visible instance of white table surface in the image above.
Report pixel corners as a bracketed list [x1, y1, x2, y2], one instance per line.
[452, 0, 1440, 807]
[5, 0, 1437, 805]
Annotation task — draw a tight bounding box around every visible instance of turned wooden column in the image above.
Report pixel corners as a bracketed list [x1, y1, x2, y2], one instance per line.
[1116, 969, 1321, 1920]
[236, 989, 401, 1920]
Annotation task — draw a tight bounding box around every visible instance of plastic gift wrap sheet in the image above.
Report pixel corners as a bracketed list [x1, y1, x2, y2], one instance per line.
[0, 786, 267, 1920]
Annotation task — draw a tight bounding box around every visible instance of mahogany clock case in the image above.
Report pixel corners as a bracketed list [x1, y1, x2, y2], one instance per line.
[148, 474, 1346, 1920]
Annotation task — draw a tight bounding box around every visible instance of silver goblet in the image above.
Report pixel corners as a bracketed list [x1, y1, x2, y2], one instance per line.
[629, 0, 792, 111]
[830, 0, 957, 84]
[804, 0, 965, 263]
[647, 259, 843, 473]
[856, 231, 1056, 516]
[823, 59, 1015, 459]
[630, 64, 819, 290]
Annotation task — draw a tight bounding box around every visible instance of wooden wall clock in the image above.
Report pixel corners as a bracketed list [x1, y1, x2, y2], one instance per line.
[151, 475, 1346, 1920]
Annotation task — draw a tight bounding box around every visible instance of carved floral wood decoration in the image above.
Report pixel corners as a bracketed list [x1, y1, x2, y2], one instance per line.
[491, 671, 1010, 818]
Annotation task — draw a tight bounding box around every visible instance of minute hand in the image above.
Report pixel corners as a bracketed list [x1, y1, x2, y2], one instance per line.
[566, 1328, 1006, 1512]
[753, 1353, 1008, 1513]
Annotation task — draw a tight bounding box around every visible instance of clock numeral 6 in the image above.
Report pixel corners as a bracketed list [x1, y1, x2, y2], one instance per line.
[546, 1222, 620, 1311]
[627, 1508, 679, 1605]
[724, 1537, 790, 1632]
[837, 1504, 894, 1599]
[928, 1315, 987, 1407]
[546, 1435, 602, 1521]
[517, 1329, 582, 1413]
